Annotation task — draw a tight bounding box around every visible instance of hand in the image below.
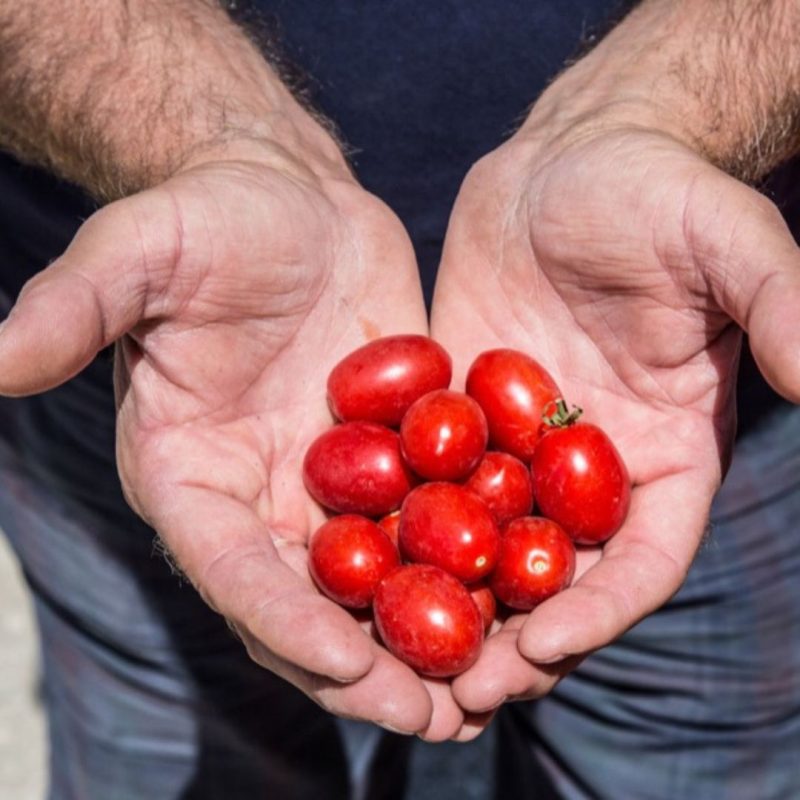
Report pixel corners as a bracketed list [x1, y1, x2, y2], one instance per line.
[0, 140, 466, 738]
[431, 110, 800, 714]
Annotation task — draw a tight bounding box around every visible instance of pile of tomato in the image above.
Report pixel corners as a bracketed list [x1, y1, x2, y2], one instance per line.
[303, 335, 630, 678]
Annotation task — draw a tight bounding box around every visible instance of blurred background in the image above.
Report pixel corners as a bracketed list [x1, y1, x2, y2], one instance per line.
[0, 533, 47, 800]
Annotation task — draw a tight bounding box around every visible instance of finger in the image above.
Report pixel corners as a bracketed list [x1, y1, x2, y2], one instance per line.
[417, 679, 465, 742]
[694, 177, 800, 402]
[245, 636, 433, 735]
[517, 468, 712, 664]
[451, 710, 497, 743]
[147, 482, 376, 683]
[451, 617, 563, 713]
[0, 190, 177, 395]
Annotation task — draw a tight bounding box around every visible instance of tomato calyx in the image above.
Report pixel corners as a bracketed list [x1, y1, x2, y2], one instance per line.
[541, 398, 583, 428]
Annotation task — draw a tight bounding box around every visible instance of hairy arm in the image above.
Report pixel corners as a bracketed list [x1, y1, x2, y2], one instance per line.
[0, 0, 347, 199]
[529, 0, 800, 183]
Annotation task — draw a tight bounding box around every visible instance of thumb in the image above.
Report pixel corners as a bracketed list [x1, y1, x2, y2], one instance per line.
[0, 190, 178, 396]
[695, 177, 800, 403]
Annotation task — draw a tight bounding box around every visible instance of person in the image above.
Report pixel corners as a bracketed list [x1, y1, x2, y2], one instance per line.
[1, 0, 799, 797]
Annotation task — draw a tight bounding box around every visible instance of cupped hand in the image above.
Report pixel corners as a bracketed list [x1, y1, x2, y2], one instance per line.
[0, 140, 467, 738]
[432, 115, 800, 716]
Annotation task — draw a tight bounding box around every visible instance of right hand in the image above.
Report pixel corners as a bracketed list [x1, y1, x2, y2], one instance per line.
[432, 105, 800, 716]
[0, 139, 461, 738]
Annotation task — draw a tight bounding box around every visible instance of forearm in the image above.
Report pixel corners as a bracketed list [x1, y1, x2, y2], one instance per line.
[0, 0, 347, 200]
[523, 0, 800, 182]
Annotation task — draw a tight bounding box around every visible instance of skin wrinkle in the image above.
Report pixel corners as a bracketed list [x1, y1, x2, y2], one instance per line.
[175, 464, 265, 509]
[194, 541, 282, 610]
[143, 187, 187, 318]
[523, 195, 675, 405]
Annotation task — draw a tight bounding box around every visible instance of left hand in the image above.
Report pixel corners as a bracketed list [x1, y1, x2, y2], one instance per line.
[431, 108, 800, 727]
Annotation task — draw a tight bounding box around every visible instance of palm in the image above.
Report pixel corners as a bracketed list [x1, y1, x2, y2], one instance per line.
[115, 159, 421, 554]
[432, 128, 792, 710]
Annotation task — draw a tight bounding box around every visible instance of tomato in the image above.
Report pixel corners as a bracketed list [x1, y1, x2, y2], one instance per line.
[463, 451, 533, 528]
[377, 510, 401, 548]
[327, 335, 452, 426]
[400, 389, 488, 481]
[374, 564, 483, 677]
[399, 482, 499, 583]
[531, 403, 630, 543]
[469, 582, 497, 632]
[490, 517, 575, 610]
[303, 422, 415, 516]
[466, 349, 561, 461]
[309, 515, 400, 608]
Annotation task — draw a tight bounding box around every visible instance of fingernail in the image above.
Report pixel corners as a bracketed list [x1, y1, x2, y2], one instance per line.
[377, 721, 413, 735]
[472, 696, 507, 714]
[525, 652, 565, 665]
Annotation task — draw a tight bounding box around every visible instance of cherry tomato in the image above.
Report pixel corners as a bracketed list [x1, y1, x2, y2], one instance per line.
[399, 482, 499, 583]
[303, 422, 415, 516]
[469, 583, 497, 632]
[374, 564, 483, 677]
[463, 451, 533, 528]
[490, 517, 575, 610]
[531, 403, 630, 543]
[466, 349, 561, 461]
[309, 515, 400, 608]
[377, 510, 402, 548]
[327, 335, 452, 426]
[400, 389, 488, 481]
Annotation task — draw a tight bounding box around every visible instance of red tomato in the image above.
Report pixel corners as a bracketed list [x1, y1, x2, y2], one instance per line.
[463, 451, 533, 528]
[327, 335, 452, 426]
[309, 515, 400, 608]
[399, 482, 499, 583]
[490, 517, 575, 610]
[400, 390, 488, 481]
[377, 510, 401, 548]
[466, 349, 561, 461]
[374, 564, 483, 677]
[531, 406, 630, 543]
[303, 422, 415, 516]
[469, 583, 497, 632]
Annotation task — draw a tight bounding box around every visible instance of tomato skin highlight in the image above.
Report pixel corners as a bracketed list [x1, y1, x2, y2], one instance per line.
[466, 349, 561, 462]
[463, 451, 533, 528]
[374, 564, 484, 677]
[309, 515, 400, 608]
[327, 335, 452, 427]
[531, 422, 630, 544]
[400, 390, 488, 481]
[303, 422, 415, 516]
[490, 517, 576, 610]
[399, 482, 499, 583]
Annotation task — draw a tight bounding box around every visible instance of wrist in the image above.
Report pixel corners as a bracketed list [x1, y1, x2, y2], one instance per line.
[517, 0, 800, 182]
[173, 130, 352, 188]
[171, 103, 352, 186]
[516, 20, 704, 161]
